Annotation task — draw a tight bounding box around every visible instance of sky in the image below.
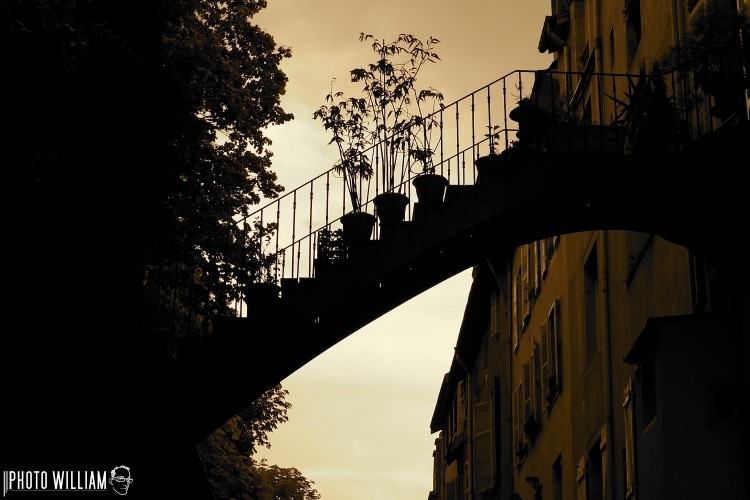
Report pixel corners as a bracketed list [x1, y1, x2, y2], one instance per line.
[252, 2, 552, 499]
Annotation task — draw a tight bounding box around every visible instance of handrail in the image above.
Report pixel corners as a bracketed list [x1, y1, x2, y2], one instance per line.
[234, 68, 718, 288]
[150, 66, 728, 334]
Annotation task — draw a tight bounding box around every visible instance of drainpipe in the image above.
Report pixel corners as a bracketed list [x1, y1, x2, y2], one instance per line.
[594, 0, 603, 74]
[454, 349, 472, 499]
[601, 230, 615, 500]
[670, 0, 681, 50]
[592, 0, 605, 125]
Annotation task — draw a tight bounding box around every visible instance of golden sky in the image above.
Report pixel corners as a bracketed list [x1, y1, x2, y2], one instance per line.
[253, 2, 551, 498]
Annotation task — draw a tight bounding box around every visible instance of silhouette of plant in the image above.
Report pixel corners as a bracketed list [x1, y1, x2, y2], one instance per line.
[313, 80, 373, 212]
[607, 64, 677, 153]
[350, 33, 444, 191]
[659, 0, 750, 120]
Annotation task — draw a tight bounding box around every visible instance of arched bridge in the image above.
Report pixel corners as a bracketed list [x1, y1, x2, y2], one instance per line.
[173, 110, 749, 446]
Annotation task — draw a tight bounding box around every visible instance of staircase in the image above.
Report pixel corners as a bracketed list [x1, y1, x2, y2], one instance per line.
[160, 67, 746, 443]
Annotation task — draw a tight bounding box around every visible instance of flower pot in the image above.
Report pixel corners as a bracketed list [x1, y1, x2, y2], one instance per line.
[701, 74, 749, 120]
[373, 192, 410, 227]
[340, 211, 376, 245]
[475, 153, 505, 185]
[243, 282, 281, 314]
[509, 102, 551, 144]
[412, 173, 448, 204]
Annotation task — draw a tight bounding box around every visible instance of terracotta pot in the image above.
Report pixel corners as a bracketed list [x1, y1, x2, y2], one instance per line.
[340, 211, 376, 245]
[475, 153, 505, 184]
[412, 173, 448, 204]
[373, 192, 410, 226]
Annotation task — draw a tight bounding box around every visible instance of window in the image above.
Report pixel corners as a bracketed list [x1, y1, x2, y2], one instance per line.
[626, 232, 652, 284]
[609, 26, 615, 69]
[512, 271, 519, 351]
[541, 299, 562, 408]
[541, 236, 559, 279]
[689, 251, 729, 313]
[449, 380, 466, 440]
[520, 352, 543, 444]
[473, 400, 493, 492]
[688, 251, 707, 312]
[512, 386, 525, 464]
[523, 361, 532, 427]
[522, 246, 531, 327]
[638, 355, 656, 426]
[552, 456, 563, 500]
[532, 343, 543, 423]
[584, 244, 599, 362]
[490, 289, 500, 336]
[587, 440, 604, 500]
[445, 461, 457, 500]
[625, 0, 641, 66]
[623, 378, 637, 498]
[532, 241, 541, 298]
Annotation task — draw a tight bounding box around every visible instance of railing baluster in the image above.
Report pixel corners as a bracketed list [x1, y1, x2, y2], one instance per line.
[308, 182, 314, 278]
[455, 101, 460, 184]
[291, 191, 297, 280]
[471, 93, 476, 167]
[275, 200, 281, 282]
[325, 170, 330, 228]
[502, 77, 510, 151]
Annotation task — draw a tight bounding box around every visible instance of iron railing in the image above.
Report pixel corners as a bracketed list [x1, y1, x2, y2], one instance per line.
[149, 67, 733, 345]
[236, 69, 719, 278]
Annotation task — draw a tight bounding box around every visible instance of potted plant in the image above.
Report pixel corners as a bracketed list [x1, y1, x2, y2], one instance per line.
[659, 0, 750, 121]
[475, 125, 505, 184]
[313, 82, 376, 245]
[608, 65, 675, 154]
[242, 253, 281, 317]
[349, 32, 443, 228]
[509, 96, 553, 146]
[409, 92, 448, 207]
[314, 226, 346, 277]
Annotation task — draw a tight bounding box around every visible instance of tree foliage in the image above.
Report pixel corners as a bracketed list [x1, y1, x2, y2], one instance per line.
[1, 0, 297, 475]
[2, 0, 293, 352]
[197, 384, 320, 500]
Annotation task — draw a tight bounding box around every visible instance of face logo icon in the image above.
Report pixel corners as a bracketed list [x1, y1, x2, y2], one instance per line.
[109, 465, 133, 495]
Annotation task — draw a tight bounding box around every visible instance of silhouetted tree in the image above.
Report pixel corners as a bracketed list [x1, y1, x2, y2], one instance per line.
[2, 0, 293, 325]
[197, 384, 320, 500]
[0, 0, 295, 485]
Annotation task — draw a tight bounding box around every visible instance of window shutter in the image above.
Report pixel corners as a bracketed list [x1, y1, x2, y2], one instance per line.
[512, 273, 519, 350]
[623, 378, 637, 498]
[532, 241, 540, 295]
[445, 461, 457, 500]
[553, 299, 562, 392]
[512, 386, 520, 452]
[540, 320, 550, 409]
[490, 289, 499, 337]
[523, 361, 532, 423]
[576, 455, 587, 499]
[532, 343, 542, 422]
[540, 238, 548, 278]
[522, 246, 530, 324]
[473, 400, 494, 492]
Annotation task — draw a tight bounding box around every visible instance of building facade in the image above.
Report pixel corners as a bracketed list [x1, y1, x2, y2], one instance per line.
[428, 1, 749, 499]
